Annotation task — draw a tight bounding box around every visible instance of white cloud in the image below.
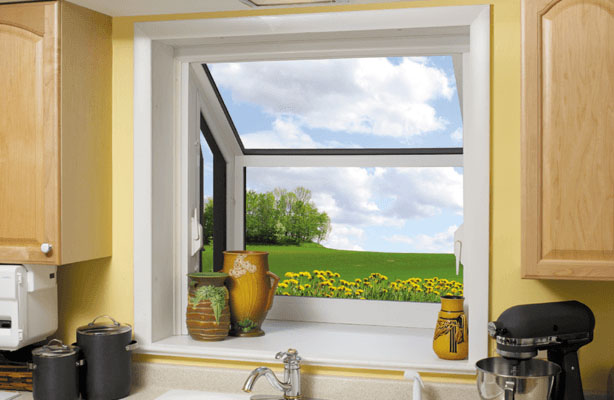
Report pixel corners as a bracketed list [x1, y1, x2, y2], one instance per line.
[450, 127, 463, 143]
[372, 167, 463, 219]
[240, 117, 358, 149]
[241, 118, 321, 149]
[322, 224, 365, 251]
[386, 225, 458, 253]
[210, 57, 455, 141]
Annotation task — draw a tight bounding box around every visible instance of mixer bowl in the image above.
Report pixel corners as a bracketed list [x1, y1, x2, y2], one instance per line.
[476, 358, 561, 400]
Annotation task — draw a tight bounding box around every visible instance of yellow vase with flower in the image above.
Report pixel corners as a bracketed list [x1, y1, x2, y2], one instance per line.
[433, 295, 468, 360]
[222, 251, 279, 337]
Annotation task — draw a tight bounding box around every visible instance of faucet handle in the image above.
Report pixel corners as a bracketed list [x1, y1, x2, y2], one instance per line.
[275, 349, 302, 365]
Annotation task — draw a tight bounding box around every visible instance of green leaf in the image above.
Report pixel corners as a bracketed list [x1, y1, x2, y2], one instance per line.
[190, 285, 227, 324]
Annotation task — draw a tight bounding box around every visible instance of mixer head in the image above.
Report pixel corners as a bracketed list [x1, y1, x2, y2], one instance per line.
[488, 301, 594, 359]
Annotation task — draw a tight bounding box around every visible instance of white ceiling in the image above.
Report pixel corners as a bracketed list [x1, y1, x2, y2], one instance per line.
[67, 0, 407, 17]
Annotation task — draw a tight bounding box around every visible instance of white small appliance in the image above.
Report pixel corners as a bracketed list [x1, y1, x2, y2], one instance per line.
[0, 265, 58, 351]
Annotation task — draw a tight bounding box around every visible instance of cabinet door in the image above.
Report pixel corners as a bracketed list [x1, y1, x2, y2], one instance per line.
[0, 2, 59, 264]
[522, 0, 614, 279]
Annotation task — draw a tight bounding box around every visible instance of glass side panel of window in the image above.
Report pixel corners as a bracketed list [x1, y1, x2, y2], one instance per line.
[200, 131, 214, 272]
[244, 167, 463, 303]
[206, 56, 463, 149]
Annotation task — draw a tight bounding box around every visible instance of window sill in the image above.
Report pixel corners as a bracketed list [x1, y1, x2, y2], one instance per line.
[137, 320, 477, 374]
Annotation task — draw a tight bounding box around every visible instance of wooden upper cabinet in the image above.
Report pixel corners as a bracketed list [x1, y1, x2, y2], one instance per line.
[522, 0, 614, 279]
[0, 1, 111, 265]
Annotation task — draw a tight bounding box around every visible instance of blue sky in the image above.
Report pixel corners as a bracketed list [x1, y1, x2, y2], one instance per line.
[202, 56, 463, 253]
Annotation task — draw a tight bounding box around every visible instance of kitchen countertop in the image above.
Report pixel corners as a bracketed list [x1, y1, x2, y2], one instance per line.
[8, 386, 168, 399]
[7, 361, 608, 400]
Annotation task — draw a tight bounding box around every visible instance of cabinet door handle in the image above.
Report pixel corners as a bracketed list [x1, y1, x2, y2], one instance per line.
[41, 243, 53, 255]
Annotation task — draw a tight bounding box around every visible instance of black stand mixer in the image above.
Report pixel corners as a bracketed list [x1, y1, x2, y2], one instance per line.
[483, 301, 595, 400]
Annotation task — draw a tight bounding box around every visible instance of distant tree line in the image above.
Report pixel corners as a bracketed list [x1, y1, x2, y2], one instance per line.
[203, 187, 331, 245]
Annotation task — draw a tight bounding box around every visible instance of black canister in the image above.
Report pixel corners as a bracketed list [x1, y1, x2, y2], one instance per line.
[31, 339, 82, 400]
[76, 315, 138, 400]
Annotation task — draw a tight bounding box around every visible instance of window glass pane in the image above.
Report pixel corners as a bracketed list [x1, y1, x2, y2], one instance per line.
[200, 131, 214, 272]
[244, 167, 463, 303]
[207, 56, 463, 149]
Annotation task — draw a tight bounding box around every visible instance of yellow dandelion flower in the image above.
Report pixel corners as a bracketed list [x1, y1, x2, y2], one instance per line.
[284, 272, 294, 278]
[282, 292, 290, 296]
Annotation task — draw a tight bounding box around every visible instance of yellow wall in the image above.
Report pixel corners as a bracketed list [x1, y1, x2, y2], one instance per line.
[56, 0, 614, 393]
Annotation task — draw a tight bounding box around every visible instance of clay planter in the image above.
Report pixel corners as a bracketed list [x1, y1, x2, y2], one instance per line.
[433, 295, 468, 360]
[222, 251, 279, 337]
[186, 272, 230, 341]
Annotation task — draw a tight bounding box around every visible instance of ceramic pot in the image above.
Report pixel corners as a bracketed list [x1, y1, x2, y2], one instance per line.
[433, 295, 468, 360]
[222, 251, 279, 337]
[186, 272, 231, 341]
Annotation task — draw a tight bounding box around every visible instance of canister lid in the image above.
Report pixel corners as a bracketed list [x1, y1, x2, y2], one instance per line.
[32, 339, 79, 358]
[77, 315, 132, 336]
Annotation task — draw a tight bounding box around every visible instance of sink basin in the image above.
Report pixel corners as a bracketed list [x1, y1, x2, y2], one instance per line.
[156, 390, 252, 400]
[156, 390, 324, 400]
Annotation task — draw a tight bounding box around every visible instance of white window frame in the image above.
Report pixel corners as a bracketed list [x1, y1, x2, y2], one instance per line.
[134, 5, 490, 372]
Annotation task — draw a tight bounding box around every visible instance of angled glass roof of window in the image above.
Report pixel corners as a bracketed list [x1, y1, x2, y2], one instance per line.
[205, 56, 463, 152]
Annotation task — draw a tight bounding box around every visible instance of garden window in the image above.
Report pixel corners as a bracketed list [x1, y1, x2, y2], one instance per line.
[134, 5, 490, 372]
[199, 56, 466, 327]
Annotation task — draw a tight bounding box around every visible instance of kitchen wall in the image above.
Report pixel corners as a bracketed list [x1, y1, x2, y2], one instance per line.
[55, 0, 614, 393]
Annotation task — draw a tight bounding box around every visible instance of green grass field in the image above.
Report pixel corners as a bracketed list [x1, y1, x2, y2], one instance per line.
[202, 242, 462, 282]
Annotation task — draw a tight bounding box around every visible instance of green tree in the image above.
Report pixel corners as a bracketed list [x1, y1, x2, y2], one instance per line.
[246, 190, 284, 243]
[205, 187, 331, 245]
[203, 197, 213, 245]
[271, 187, 330, 244]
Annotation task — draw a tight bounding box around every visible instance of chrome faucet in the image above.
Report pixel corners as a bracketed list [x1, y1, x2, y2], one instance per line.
[242, 349, 302, 400]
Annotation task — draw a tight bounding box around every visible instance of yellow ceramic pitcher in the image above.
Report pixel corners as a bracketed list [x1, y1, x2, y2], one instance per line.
[222, 251, 279, 337]
[433, 295, 468, 360]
